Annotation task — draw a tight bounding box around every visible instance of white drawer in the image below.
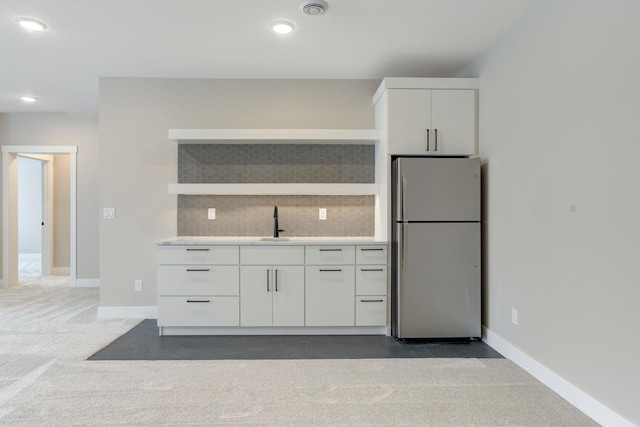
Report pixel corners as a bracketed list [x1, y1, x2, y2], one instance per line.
[356, 245, 388, 265]
[241, 246, 304, 265]
[356, 266, 387, 295]
[157, 296, 239, 327]
[356, 296, 387, 326]
[157, 245, 239, 265]
[157, 265, 239, 296]
[305, 246, 355, 265]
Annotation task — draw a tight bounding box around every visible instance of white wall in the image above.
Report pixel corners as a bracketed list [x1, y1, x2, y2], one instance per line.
[460, 0, 640, 424]
[98, 78, 379, 307]
[0, 113, 100, 280]
[18, 156, 42, 254]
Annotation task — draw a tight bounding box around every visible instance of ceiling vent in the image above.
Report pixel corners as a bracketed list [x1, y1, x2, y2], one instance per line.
[301, 0, 328, 16]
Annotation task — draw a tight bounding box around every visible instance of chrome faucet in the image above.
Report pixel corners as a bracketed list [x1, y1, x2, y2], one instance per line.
[273, 205, 285, 238]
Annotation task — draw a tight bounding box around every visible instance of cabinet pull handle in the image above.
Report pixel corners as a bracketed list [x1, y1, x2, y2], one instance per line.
[186, 299, 210, 303]
[425, 129, 430, 151]
[360, 248, 383, 251]
[267, 269, 270, 292]
[434, 128, 438, 151]
[186, 268, 209, 272]
[361, 268, 384, 272]
[319, 249, 342, 252]
[275, 269, 278, 292]
[319, 269, 342, 272]
[186, 248, 209, 251]
[360, 299, 384, 303]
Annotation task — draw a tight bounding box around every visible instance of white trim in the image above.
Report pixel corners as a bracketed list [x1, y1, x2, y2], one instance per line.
[1, 145, 78, 154]
[98, 306, 158, 319]
[51, 267, 70, 275]
[168, 183, 380, 196]
[159, 326, 387, 336]
[74, 278, 99, 288]
[2, 146, 77, 287]
[482, 327, 634, 427]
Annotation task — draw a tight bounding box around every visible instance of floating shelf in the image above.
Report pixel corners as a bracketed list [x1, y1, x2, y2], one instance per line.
[169, 129, 380, 144]
[168, 183, 380, 196]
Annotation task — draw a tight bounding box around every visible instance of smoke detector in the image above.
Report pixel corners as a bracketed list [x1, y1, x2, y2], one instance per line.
[301, 0, 328, 16]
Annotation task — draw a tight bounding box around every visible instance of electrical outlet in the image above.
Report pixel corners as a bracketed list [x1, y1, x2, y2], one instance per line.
[319, 208, 327, 220]
[512, 308, 518, 325]
[208, 208, 216, 220]
[134, 280, 143, 292]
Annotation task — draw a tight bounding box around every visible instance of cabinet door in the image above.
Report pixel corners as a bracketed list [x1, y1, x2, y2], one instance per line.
[240, 266, 273, 326]
[386, 89, 432, 155]
[272, 266, 305, 327]
[430, 90, 476, 156]
[305, 266, 355, 327]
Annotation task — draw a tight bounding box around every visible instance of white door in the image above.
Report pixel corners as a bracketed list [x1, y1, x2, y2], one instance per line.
[387, 89, 432, 155]
[430, 90, 477, 156]
[240, 266, 272, 326]
[272, 265, 304, 327]
[305, 266, 355, 327]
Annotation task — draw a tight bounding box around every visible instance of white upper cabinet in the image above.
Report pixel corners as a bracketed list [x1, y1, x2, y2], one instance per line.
[374, 78, 478, 156]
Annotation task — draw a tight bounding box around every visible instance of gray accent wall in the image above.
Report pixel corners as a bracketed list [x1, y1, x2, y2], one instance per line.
[178, 195, 374, 237]
[177, 143, 375, 237]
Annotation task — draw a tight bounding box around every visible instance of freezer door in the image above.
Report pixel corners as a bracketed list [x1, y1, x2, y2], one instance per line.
[395, 222, 480, 339]
[394, 157, 480, 222]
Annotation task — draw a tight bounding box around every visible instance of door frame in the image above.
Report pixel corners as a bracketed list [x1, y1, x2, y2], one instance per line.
[2, 145, 77, 287]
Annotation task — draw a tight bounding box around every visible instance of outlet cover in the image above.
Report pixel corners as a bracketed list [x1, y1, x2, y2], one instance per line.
[319, 208, 327, 220]
[512, 308, 518, 325]
[135, 280, 143, 292]
[208, 208, 216, 220]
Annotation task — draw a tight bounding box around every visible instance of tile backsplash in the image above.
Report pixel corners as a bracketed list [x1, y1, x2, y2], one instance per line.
[177, 144, 376, 237]
[178, 144, 374, 183]
[178, 195, 374, 237]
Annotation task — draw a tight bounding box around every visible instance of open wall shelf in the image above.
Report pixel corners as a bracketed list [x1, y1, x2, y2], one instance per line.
[169, 128, 380, 144]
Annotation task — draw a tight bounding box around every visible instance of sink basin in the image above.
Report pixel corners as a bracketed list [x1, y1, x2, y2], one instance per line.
[260, 237, 290, 242]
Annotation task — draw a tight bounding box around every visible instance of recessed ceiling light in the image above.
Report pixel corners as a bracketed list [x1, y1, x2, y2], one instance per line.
[20, 96, 38, 103]
[16, 17, 47, 31]
[271, 20, 295, 35]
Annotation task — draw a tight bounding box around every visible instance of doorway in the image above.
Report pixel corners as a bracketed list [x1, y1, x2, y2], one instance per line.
[2, 145, 77, 287]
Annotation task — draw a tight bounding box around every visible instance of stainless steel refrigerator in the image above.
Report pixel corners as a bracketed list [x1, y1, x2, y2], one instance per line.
[391, 157, 481, 339]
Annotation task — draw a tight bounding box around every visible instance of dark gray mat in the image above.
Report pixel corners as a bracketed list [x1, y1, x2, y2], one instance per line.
[89, 319, 503, 360]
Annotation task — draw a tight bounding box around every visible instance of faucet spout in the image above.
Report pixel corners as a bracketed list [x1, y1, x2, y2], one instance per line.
[273, 205, 285, 238]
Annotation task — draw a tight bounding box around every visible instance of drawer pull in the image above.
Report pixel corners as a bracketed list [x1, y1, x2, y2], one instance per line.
[360, 268, 384, 272]
[360, 248, 384, 251]
[360, 299, 384, 303]
[267, 269, 270, 292]
[319, 249, 342, 252]
[319, 269, 342, 272]
[186, 248, 210, 251]
[186, 268, 210, 272]
[186, 299, 210, 303]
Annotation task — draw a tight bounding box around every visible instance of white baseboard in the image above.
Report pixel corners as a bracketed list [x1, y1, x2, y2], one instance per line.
[74, 278, 100, 288]
[482, 326, 634, 427]
[98, 306, 157, 319]
[52, 267, 70, 275]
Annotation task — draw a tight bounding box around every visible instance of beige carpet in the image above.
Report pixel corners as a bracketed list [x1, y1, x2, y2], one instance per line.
[0, 278, 598, 426]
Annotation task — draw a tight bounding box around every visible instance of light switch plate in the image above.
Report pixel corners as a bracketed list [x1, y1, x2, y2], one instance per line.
[208, 208, 216, 220]
[134, 280, 143, 292]
[319, 208, 327, 220]
[103, 208, 115, 219]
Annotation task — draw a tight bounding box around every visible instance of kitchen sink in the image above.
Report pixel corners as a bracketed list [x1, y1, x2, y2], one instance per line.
[259, 237, 290, 241]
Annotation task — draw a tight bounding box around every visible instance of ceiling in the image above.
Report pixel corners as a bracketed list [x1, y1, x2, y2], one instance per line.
[0, 0, 544, 115]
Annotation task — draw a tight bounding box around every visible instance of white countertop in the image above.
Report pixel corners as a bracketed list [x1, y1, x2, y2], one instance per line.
[155, 236, 387, 245]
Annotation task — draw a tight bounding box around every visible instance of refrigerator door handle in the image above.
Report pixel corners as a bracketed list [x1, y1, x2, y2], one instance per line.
[402, 224, 408, 271]
[401, 173, 407, 221]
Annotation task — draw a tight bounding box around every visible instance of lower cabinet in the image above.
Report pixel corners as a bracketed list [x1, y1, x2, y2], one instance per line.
[157, 296, 239, 327]
[305, 266, 356, 326]
[240, 265, 305, 327]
